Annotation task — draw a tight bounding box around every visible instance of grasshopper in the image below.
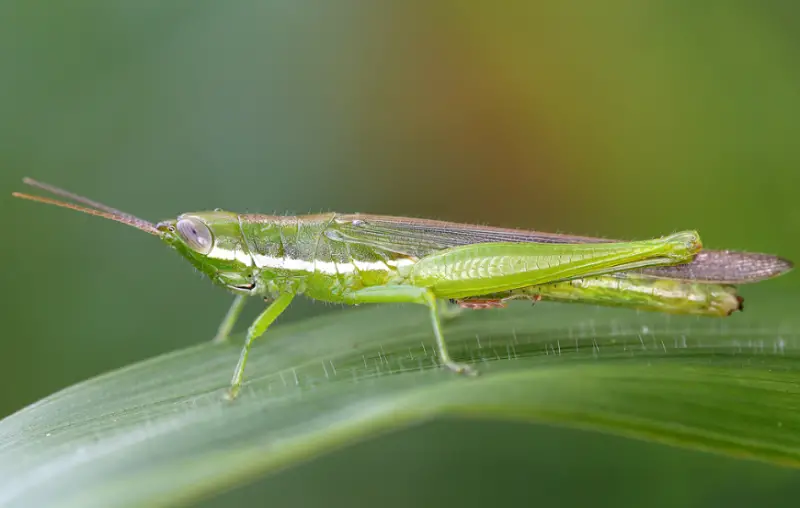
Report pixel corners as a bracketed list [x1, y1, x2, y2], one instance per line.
[13, 178, 793, 398]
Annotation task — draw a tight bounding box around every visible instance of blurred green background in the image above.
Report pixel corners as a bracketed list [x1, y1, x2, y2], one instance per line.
[1, 1, 798, 506]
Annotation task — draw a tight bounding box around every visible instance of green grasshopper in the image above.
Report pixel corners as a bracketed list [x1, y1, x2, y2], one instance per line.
[13, 178, 793, 398]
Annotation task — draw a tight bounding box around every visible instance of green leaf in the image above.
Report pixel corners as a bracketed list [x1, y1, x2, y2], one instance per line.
[1, 294, 799, 508]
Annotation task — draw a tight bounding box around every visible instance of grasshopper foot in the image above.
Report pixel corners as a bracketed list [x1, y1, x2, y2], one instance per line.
[211, 334, 230, 344]
[443, 360, 479, 377]
[225, 384, 241, 401]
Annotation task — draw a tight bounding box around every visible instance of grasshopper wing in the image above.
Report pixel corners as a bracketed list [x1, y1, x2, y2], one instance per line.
[328, 214, 792, 284]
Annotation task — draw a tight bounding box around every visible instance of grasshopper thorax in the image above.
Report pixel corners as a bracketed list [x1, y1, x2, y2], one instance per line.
[157, 211, 257, 294]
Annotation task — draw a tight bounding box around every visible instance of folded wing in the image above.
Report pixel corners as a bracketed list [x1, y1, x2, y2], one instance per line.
[328, 214, 792, 284]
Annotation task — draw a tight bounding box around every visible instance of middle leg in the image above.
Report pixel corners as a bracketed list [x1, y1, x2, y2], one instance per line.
[345, 285, 478, 376]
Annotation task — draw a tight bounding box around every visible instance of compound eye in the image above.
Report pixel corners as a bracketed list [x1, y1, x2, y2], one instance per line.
[176, 217, 213, 255]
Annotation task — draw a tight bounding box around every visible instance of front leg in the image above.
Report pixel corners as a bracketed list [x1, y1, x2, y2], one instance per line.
[345, 285, 478, 376]
[212, 294, 248, 344]
[227, 292, 295, 399]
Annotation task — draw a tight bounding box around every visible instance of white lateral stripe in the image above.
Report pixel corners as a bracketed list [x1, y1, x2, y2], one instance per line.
[209, 245, 253, 266]
[250, 254, 413, 275]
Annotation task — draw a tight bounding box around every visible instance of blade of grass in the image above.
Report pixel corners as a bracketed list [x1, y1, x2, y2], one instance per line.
[1, 293, 799, 508]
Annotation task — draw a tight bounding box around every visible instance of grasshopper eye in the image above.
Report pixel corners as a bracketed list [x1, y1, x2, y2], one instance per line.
[177, 217, 213, 255]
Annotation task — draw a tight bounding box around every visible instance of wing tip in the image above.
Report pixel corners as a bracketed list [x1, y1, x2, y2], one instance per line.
[770, 255, 794, 278]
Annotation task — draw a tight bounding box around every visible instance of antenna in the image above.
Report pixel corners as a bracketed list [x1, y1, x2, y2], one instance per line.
[12, 178, 160, 236]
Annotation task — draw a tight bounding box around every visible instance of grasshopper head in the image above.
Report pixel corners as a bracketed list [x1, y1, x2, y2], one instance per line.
[156, 211, 257, 293]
